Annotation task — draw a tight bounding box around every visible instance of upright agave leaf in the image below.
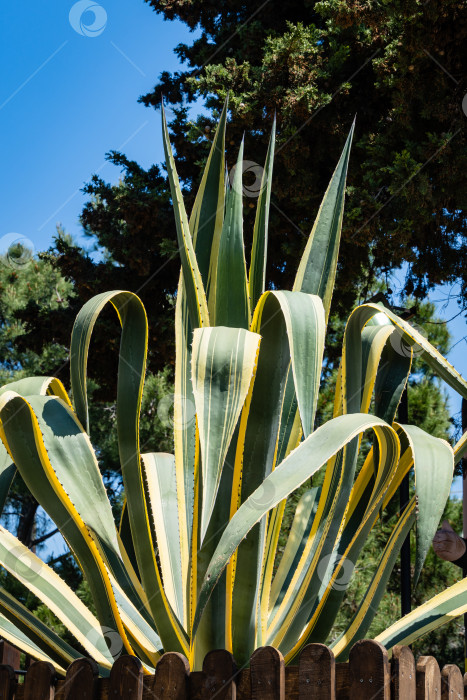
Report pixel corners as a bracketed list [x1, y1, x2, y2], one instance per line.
[215, 141, 250, 329]
[172, 101, 228, 621]
[293, 118, 355, 321]
[142, 453, 184, 622]
[192, 326, 261, 542]
[162, 103, 209, 330]
[190, 98, 229, 302]
[248, 117, 276, 311]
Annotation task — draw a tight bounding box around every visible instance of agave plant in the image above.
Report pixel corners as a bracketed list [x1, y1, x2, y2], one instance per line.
[0, 101, 466, 675]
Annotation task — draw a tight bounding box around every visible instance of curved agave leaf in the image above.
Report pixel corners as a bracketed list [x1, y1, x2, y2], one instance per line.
[341, 326, 412, 534]
[0, 525, 114, 668]
[0, 391, 134, 657]
[70, 290, 188, 654]
[273, 414, 400, 655]
[25, 394, 155, 630]
[374, 574, 467, 651]
[254, 290, 326, 640]
[0, 612, 67, 674]
[192, 326, 261, 542]
[193, 413, 398, 638]
[358, 303, 467, 400]
[0, 445, 15, 516]
[269, 311, 401, 648]
[359, 324, 397, 414]
[0, 376, 72, 406]
[374, 338, 412, 423]
[331, 497, 416, 660]
[0, 375, 72, 515]
[0, 586, 83, 672]
[268, 292, 325, 439]
[70, 290, 146, 433]
[395, 423, 454, 583]
[454, 430, 467, 463]
[119, 500, 139, 579]
[226, 297, 291, 661]
[0, 390, 164, 663]
[285, 424, 453, 656]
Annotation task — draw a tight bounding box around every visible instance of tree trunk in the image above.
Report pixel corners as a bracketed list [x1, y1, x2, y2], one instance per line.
[16, 496, 38, 550]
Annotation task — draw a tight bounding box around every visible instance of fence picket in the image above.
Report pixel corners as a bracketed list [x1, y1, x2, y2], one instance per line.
[202, 650, 237, 700]
[349, 639, 390, 699]
[0, 665, 15, 700]
[109, 655, 143, 700]
[298, 643, 335, 700]
[416, 657, 441, 700]
[23, 661, 55, 700]
[440, 664, 463, 700]
[335, 662, 350, 699]
[151, 652, 190, 700]
[63, 658, 98, 700]
[0, 643, 20, 670]
[391, 645, 416, 699]
[250, 647, 284, 700]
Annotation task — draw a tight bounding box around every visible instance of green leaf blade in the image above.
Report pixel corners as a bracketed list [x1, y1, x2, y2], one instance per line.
[293, 119, 355, 321]
[215, 140, 250, 329]
[249, 118, 276, 311]
[192, 326, 261, 542]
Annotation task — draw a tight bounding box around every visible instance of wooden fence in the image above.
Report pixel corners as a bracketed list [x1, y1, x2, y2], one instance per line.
[0, 639, 465, 699]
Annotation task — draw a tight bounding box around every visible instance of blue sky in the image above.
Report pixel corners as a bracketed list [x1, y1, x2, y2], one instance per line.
[1, 1, 466, 499]
[0, 1, 192, 253]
